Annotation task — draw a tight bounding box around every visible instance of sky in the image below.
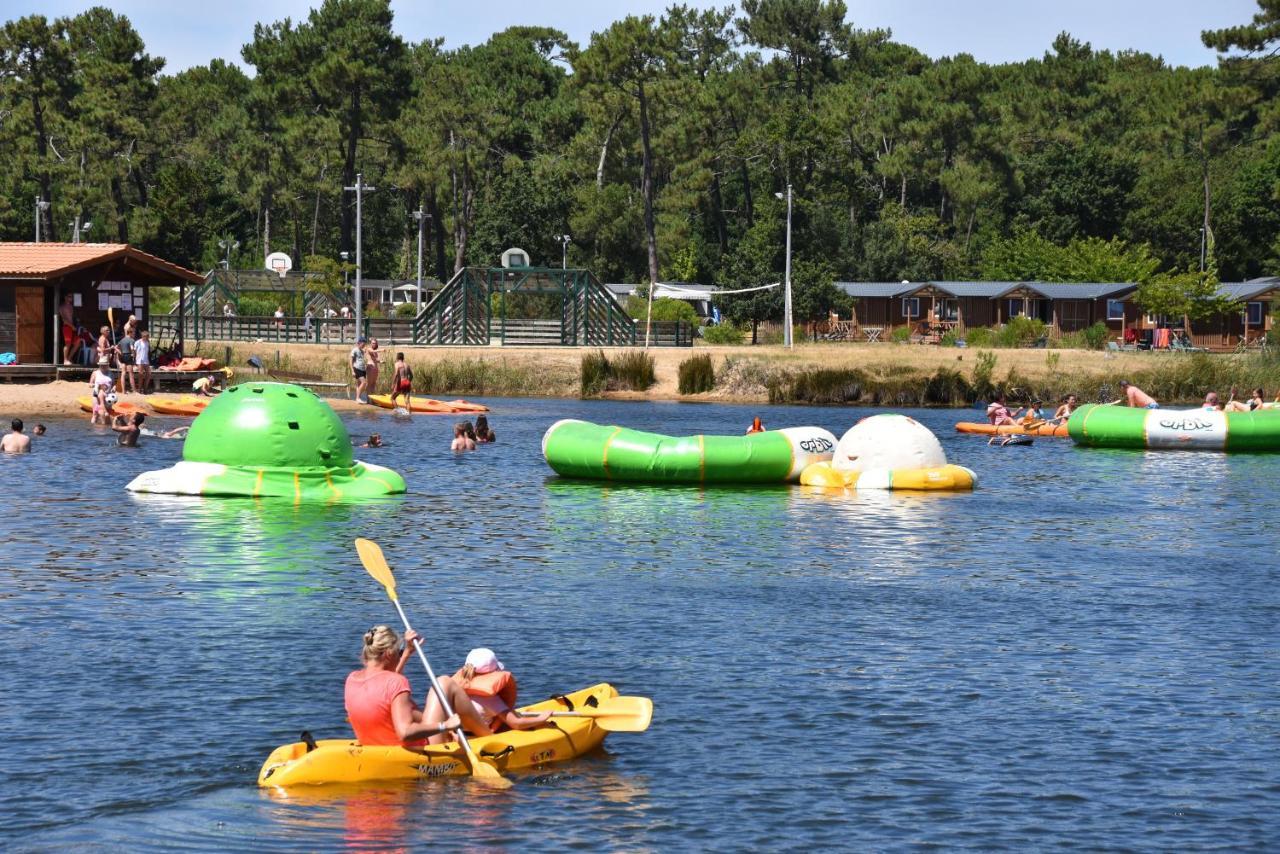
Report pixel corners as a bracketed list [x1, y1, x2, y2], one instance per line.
[6, 0, 1263, 74]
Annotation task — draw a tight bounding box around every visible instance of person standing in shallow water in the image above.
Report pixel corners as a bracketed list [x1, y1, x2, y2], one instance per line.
[1, 419, 31, 453]
[351, 338, 368, 403]
[451, 422, 476, 451]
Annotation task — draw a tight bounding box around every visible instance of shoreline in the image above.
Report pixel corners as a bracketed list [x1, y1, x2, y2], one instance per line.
[0, 342, 1265, 418]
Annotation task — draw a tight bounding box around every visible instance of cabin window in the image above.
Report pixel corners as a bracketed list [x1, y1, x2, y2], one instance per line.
[901, 297, 920, 318]
[938, 299, 959, 321]
[1246, 301, 1264, 325]
[1106, 299, 1125, 321]
[1006, 299, 1025, 318]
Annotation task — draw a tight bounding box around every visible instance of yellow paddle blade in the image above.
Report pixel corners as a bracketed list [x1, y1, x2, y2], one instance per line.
[467, 754, 512, 788]
[354, 538, 397, 602]
[551, 696, 653, 732]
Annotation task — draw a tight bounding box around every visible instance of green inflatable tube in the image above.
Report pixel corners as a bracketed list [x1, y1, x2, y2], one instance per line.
[1068, 403, 1280, 452]
[541, 418, 837, 483]
[127, 382, 406, 499]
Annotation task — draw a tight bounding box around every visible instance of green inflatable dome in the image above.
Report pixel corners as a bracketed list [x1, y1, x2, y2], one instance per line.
[184, 382, 355, 468]
[126, 382, 406, 499]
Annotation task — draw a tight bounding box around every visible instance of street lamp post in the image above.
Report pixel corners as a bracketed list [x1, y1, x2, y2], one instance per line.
[775, 184, 794, 349]
[343, 173, 376, 337]
[34, 197, 49, 242]
[70, 215, 92, 244]
[218, 238, 239, 270]
[413, 205, 430, 310]
[559, 234, 571, 269]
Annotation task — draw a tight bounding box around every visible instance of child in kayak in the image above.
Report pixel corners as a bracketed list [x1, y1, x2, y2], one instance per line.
[447, 648, 551, 735]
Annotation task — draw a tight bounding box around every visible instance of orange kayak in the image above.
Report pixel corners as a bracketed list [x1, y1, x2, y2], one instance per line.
[955, 421, 1069, 437]
[77, 396, 146, 416]
[368, 394, 489, 414]
[148, 396, 209, 417]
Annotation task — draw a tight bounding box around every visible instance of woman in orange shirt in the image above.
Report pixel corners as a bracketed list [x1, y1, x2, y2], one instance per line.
[343, 625, 483, 746]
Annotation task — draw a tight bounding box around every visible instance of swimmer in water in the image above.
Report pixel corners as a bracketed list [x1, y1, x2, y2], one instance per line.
[112, 411, 145, 447]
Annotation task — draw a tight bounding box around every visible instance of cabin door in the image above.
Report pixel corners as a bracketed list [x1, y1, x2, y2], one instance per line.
[15, 286, 46, 363]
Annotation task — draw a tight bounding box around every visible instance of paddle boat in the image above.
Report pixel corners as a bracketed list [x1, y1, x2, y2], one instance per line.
[541, 419, 837, 483]
[258, 683, 634, 787]
[799, 413, 977, 491]
[1068, 403, 1280, 452]
[126, 382, 406, 499]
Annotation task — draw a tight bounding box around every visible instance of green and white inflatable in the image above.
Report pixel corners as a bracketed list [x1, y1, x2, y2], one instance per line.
[1068, 403, 1280, 452]
[126, 382, 406, 499]
[541, 418, 836, 484]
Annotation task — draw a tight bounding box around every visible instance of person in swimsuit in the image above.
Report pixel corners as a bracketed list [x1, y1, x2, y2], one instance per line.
[1248, 388, 1267, 411]
[1, 419, 31, 454]
[59, 295, 78, 364]
[473, 415, 495, 443]
[451, 422, 476, 451]
[343, 625, 473, 747]
[1050, 394, 1079, 424]
[112, 412, 145, 447]
[366, 339, 381, 395]
[1112, 381, 1158, 408]
[89, 358, 115, 424]
[390, 352, 413, 409]
[351, 338, 368, 403]
[746, 417, 765, 434]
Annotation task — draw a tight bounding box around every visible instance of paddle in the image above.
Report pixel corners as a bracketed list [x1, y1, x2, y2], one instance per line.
[533, 696, 652, 733]
[354, 537, 511, 788]
[107, 307, 122, 393]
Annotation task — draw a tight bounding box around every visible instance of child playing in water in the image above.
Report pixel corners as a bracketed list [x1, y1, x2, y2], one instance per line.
[89, 358, 114, 424]
[451, 422, 476, 451]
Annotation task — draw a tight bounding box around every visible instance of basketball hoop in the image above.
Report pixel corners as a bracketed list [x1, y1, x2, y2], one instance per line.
[265, 251, 293, 280]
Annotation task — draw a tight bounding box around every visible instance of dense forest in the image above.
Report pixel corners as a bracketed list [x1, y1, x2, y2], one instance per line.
[1, 0, 1278, 327]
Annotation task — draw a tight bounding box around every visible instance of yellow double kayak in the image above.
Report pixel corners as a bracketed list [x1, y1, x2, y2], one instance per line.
[258, 683, 617, 787]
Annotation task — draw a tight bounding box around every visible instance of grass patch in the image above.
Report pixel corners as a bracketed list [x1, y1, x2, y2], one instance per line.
[678, 353, 715, 394]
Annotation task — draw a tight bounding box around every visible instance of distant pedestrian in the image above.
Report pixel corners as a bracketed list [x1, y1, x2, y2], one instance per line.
[134, 331, 152, 393]
[351, 338, 368, 403]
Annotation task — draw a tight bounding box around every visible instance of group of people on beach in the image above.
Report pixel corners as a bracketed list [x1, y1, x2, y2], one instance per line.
[64, 299, 155, 394]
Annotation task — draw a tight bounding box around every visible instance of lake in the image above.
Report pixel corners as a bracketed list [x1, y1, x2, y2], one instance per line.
[1, 397, 1277, 850]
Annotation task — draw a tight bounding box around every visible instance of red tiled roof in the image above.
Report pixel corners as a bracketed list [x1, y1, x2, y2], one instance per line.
[0, 242, 204, 284]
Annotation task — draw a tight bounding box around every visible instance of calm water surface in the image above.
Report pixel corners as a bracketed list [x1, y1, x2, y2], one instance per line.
[1, 398, 1277, 851]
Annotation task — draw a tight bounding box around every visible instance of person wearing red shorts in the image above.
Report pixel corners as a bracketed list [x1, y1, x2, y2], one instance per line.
[390, 352, 413, 409]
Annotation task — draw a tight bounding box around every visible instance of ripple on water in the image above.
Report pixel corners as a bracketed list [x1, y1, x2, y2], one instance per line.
[2, 403, 1279, 849]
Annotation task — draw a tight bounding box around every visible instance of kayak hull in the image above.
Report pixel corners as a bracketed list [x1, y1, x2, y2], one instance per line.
[368, 394, 489, 414]
[258, 683, 618, 787]
[955, 421, 1068, 437]
[76, 396, 145, 416]
[1068, 403, 1280, 452]
[148, 396, 209, 416]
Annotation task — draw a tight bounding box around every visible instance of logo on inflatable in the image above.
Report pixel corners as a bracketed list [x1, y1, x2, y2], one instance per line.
[799, 436, 834, 453]
[1157, 416, 1215, 432]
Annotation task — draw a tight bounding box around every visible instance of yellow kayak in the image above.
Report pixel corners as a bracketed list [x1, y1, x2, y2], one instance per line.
[258, 682, 617, 787]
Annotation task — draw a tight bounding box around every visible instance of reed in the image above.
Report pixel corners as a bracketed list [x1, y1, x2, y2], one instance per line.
[677, 353, 715, 394]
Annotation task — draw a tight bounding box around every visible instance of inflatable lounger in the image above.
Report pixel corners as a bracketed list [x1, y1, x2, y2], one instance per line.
[542, 419, 836, 484]
[1068, 404, 1280, 452]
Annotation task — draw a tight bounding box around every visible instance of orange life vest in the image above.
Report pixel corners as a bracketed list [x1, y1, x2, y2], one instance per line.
[454, 669, 518, 711]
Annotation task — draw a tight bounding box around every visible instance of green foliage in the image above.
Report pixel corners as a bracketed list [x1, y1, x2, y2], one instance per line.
[890, 325, 911, 343]
[972, 350, 997, 398]
[701, 323, 743, 345]
[625, 295, 699, 324]
[1135, 265, 1241, 322]
[580, 350, 610, 396]
[964, 327, 993, 347]
[395, 302, 417, 318]
[3, 0, 1280, 308]
[993, 316, 1046, 347]
[1083, 321, 1110, 350]
[677, 353, 715, 394]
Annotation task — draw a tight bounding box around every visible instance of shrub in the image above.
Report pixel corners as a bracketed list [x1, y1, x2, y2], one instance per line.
[972, 350, 997, 399]
[625, 296, 700, 324]
[891, 326, 911, 343]
[939, 330, 960, 347]
[581, 350, 610, 396]
[395, 302, 418, 318]
[677, 353, 715, 394]
[1083, 321, 1109, 350]
[769, 368, 868, 405]
[924, 368, 973, 405]
[581, 349, 656, 395]
[701, 323, 743, 345]
[965, 327, 994, 348]
[993, 316, 1044, 348]
[611, 350, 656, 391]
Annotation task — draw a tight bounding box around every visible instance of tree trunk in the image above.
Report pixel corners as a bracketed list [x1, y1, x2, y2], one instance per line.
[710, 173, 728, 256]
[596, 111, 622, 189]
[340, 90, 361, 254]
[310, 166, 326, 258]
[428, 187, 447, 282]
[900, 175, 907, 207]
[109, 175, 129, 242]
[637, 81, 660, 347]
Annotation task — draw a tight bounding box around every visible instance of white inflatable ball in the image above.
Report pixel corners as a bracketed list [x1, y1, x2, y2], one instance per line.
[106, 392, 119, 407]
[832, 413, 946, 473]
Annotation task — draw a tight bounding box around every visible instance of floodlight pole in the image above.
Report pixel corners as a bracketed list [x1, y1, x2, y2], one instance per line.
[560, 234, 571, 270]
[344, 173, 376, 336]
